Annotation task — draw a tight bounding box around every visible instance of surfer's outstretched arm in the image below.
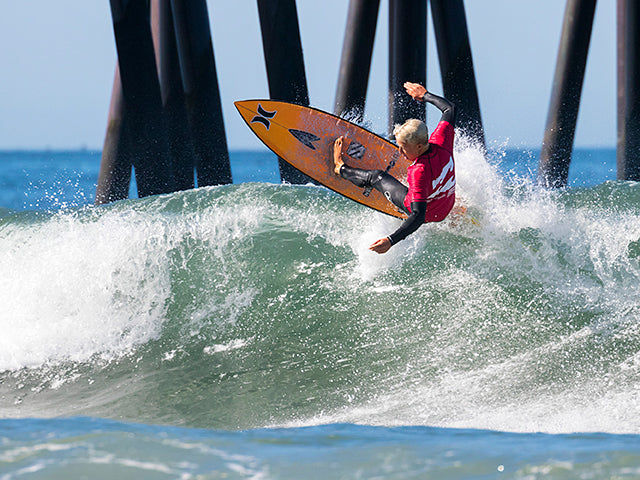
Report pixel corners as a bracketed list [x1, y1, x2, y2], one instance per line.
[369, 201, 427, 253]
[388, 201, 427, 245]
[404, 82, 456, 125]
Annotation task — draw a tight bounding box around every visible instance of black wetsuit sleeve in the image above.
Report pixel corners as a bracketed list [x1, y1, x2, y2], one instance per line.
[387, 201, 427, 245]
[423, 91, 456, 126]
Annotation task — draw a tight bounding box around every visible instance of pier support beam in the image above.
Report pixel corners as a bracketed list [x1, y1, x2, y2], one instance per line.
[257, 0, 312, 184]
[538, 0, 597, 188]
[95, 65, 132, 205]
[109, 0, 176, 197]
[389, 0, 427, 130]
[334, 0, 380, 122]
[430, 0, 485, 147]
[151, 0, 196, 191]
[171, 0, 232, 187]
[617, 0, 640, 180]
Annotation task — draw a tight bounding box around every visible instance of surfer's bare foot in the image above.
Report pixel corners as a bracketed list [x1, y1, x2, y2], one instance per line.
[333, 136, 345, 175]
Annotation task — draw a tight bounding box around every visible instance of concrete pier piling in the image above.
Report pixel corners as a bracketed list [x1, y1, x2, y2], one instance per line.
[538, 0, 597, 188]
[257, 0, 312, 184]
[151, 0, 196, 192]
[170, 0, 232, 187]
[108, 0, 176, 198]
[389, 0, 427, 130]
[95, 65, 132, 206]
[430, 0, 485, 147]
[334, 0, 381, 122]
[617, 0, 640, 181]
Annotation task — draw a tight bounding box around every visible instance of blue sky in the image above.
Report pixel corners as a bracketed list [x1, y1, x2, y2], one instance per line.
[0, 0, 616, 150]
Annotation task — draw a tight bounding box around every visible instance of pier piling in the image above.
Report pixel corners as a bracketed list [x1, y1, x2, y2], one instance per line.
[95, 65, 132, 205]
[257, 0, 312, 184]
[334, 0, 380, 122]
[389, 0, 427, 130]
[538, 0, 597, 188]
[170, 0, 232, 187]
[617, 0, 640, 181]
[430, 0, 485, 147]
[109, 0, 176, 198]
[151, 0, 196, 191]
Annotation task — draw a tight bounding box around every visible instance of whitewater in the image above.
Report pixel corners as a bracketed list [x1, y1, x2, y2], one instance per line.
[1, 139, 639, 433]
[1, 142, 640, 478]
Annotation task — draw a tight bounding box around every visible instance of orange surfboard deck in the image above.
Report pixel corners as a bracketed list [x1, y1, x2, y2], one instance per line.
[235, 100, 409, 218]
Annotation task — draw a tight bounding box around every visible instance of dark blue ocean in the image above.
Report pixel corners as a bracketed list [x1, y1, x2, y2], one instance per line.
[1, 144, 640, 479]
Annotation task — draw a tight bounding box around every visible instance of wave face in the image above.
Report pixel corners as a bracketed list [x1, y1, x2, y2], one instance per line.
[1, 143, 640, 433]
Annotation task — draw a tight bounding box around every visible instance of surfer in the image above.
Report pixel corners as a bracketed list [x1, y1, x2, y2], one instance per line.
[333, 82, 456, 254]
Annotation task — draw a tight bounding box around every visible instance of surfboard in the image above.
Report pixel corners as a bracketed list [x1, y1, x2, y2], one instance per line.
[234, 100, 410, 218]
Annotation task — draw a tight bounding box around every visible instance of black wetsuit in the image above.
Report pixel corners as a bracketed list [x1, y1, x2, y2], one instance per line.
[340, 92, 456, 245]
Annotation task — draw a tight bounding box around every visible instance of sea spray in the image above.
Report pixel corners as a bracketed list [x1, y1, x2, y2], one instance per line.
[0, 208, 170, 370]
[0, 142, 639, 434]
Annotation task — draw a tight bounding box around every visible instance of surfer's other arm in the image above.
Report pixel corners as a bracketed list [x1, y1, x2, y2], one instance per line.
[404, 81, 456, 125]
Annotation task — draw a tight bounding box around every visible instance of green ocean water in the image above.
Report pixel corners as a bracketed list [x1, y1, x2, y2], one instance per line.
[1, 145, 640, 478]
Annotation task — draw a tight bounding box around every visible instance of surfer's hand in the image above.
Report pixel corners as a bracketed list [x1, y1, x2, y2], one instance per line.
[369, 237, 392, 254]
[404, 82, 427, 101]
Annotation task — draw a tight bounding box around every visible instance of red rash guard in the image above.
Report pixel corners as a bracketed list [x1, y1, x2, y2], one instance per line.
[403, 120, 456, 222]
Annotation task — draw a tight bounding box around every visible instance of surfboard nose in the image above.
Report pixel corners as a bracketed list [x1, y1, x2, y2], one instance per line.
[234, 100, 258, 124]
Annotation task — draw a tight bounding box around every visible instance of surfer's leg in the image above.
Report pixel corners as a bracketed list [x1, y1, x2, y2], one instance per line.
[339, 165, 383, 188]
[373, 173, 410, 215]
[334, 137, 409, 214]
[340, 166, 410, 215]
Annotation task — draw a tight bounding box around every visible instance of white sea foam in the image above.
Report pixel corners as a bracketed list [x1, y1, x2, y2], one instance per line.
[2, 147, 639, 434]
[0, 188, 268, 372]
[280, 138, 640, 435]
[0, 209, 172, 371]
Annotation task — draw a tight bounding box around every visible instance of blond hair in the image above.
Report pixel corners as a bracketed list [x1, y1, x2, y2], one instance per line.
[392, 119, 429, 145]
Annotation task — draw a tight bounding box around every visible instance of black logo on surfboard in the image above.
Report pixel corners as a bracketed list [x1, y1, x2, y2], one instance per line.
[251, 104, 277, 130]
[289, 129, 320, 150]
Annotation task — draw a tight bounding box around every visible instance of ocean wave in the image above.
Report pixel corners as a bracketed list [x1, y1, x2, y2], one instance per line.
[1, 145, 639, 433]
